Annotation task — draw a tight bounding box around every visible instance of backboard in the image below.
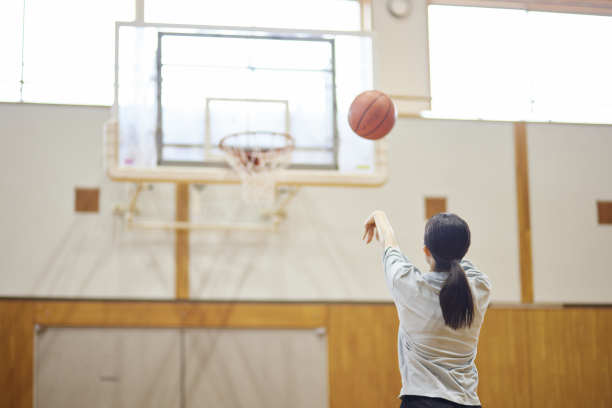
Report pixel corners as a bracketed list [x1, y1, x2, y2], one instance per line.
[107, 22, 387, 187]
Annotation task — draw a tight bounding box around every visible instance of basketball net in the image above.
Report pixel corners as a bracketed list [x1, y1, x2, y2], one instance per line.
[219, 131, 294, 207]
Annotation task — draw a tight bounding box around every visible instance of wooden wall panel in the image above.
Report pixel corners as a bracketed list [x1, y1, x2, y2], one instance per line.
[2, 300, 612, 408]
[33, 301, 328, 329]
[477, 309, 532, 408]
[596, 308, 612, 400]
[527, 309, 612, 408]
[0, 301, 34, 408]
[328, 304, 401, 408]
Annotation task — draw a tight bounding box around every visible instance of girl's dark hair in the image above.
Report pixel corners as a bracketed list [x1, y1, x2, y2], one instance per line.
[424, 213, 474, 330]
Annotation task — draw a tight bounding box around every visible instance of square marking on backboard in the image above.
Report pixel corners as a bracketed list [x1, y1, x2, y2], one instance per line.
[75, 188, 99, 213]
[425, 197, 447, 220]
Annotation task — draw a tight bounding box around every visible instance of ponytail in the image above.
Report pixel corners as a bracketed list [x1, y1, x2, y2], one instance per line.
[424, 212, 473, 330]
[439, 259, 474, 330]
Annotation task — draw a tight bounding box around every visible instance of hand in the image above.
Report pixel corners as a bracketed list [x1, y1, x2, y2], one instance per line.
[362, 211, 382, 244]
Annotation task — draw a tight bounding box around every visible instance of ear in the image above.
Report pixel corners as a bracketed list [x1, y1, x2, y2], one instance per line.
[423, 246, 431, 257]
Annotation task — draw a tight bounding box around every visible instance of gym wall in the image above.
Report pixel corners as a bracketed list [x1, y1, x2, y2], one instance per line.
[371, 0, 431, 114]
[528, 123, 612, 303]
[189, 118, 520, 301]
[0, 102, 521, 301]
[2, 299, 611, 408]
[3, 103, 612, 303]
[0, 103, 176, 298]
[0, 0, 611, 303]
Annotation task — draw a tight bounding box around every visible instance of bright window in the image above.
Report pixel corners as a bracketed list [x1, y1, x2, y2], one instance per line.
[145, 0, 362, 31]
[21, 0, 133, 105]
[527, 11, 612, 123]
[1, 0, 133, 105]
[0, 1, 25, 102]
[1, 0, 361, 106]
[428, 5, 612, 124]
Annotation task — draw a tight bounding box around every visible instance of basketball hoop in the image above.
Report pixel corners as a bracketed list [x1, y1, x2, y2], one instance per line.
[219, 131, 294, 205]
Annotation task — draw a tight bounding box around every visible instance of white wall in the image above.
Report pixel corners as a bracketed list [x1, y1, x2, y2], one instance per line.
[0, 104, 521, 302]
[4, 106, 611, 303]
[1, 0, 610, 303]
[528, 123, 612, 303]
[372, 0, 431, 114]
[0, 103, 175, 298]
[190, 118, 519, 301]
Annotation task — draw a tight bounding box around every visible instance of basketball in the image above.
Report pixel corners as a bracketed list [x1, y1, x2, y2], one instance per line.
[348, 90, 396, 140]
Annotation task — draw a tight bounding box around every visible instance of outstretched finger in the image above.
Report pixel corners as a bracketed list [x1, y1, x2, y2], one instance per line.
[366, 227, 375, 244]
[362, 225, 373, 241]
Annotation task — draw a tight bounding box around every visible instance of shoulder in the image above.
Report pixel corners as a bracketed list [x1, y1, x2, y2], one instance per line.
[461, 259, 492, 308]
[383, 247, 421, 279]
[383, 247, 425, 298]
[461, 260, 491, 288]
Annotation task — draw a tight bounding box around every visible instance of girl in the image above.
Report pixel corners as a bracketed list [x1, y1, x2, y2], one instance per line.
[363, 211, 491, 408]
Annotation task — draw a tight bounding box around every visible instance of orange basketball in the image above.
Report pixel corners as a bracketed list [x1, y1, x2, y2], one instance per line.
[348, 90, 396, 140]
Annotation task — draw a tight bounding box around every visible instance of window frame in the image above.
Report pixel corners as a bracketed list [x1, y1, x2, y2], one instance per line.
[154, 30, 340, 170]
[427, 0, 612, 17]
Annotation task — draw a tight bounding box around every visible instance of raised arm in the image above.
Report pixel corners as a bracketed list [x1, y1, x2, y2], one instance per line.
[363, 211, 422, 306]
[362, 210, 399, 249]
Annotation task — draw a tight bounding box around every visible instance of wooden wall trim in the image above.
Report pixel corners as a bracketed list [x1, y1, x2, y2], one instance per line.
[0, 301, 34, 408]
[428, 0, 612, 16]
[514, 122, 534, 303]
[33, 301, 328, 328]
[175, 183, 190, 300]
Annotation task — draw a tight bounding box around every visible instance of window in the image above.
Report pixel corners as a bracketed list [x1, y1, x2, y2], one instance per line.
[21, 0, 133, 105]
[1, 0, 361, 106]
[427, 5, 612, 124]
[1, 0, 133, 105]
[0, 1, 24, 102]
[527, 11, 612, 123]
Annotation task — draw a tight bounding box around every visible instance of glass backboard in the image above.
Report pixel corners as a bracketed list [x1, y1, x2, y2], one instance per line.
[109, 22, 386, 186]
